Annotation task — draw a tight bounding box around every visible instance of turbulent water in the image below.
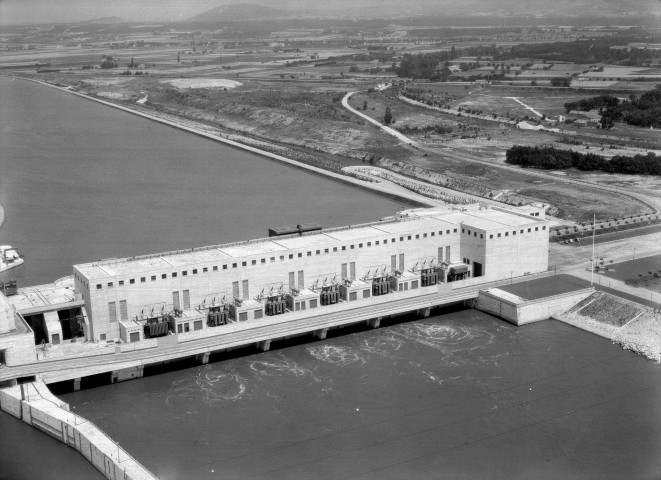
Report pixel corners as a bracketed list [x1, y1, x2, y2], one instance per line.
[59, 309, 661, 480]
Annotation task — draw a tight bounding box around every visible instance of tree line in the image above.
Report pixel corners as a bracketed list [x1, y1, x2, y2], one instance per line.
[505, 145, 661, 175]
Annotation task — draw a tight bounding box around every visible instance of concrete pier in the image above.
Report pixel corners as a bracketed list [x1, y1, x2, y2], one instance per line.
[257, 340, 271, 352]
[111, 365, 144, 384]
[197, 352, 210, 364]
[367, 317, 382, 329]
[313, 329, 328, 340]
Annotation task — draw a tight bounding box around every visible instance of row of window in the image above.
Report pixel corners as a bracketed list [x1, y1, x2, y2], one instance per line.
[92, 230, 458, 290]
[489, 226, 545, 239]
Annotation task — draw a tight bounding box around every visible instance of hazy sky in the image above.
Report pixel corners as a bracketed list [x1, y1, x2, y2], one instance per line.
[0, 0, 224, 25]
[1, 0, 659, 25]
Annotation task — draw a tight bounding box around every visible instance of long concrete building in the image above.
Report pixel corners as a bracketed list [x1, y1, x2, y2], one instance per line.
[0, 203, 549, 370]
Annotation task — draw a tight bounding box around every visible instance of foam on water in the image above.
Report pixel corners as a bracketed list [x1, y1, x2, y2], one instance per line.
[392, 320, 495, 354]
[249, 354, 321, 383]
[307, 345, 366, 366]
[165, 367, 247, 405]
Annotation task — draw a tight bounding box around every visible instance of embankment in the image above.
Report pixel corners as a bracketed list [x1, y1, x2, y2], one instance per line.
[555, 291, 661, 363]
[20, 78, 435, 209]
[0, 379, 157, 480]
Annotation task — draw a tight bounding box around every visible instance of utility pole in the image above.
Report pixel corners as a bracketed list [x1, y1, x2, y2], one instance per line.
[591, 213, 596, 286]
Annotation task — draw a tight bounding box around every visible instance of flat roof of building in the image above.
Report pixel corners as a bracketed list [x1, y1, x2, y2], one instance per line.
[75, 204, 547, 281]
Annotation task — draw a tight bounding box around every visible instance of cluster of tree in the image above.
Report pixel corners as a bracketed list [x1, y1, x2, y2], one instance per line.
[506, 34, 661, 65]
[118, 70, 148, 76]
[396, 49, 457, 79]
[100, 55, 116, 69]
[564, 95, 620, 113]
[550, 78, 571, 87]
[505, 145, 661, 175]
[600, 85, 661, 129]
[395, 124, 453, 135]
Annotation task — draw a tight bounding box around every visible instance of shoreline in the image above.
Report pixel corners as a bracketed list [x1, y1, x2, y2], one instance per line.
[0, 203, 4, 232]
[19, 77, 437, 209]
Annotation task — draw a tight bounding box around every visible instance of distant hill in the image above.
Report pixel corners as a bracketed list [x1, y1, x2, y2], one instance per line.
[80, 16, 130, 25]
[185, 4, 291, 23]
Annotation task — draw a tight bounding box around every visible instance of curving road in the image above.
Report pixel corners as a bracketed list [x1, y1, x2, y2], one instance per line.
[341, 91, 659, 217]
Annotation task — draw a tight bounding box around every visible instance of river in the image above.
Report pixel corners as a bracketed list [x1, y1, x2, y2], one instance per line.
[0, 77, 660, 480]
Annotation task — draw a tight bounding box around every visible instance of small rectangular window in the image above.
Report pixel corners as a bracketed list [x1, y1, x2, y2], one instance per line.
[193, 269, 198, 274]
[182, 271, 187, 276]
[252, 259, 257, 265]
[298, 253, 303, 257]
[222, 265, 227, 270]
[407, 236, 412, 240]
[295, 302, 301, 311]
[162, 274, 167, 279]
[232, 263, 237, 268]
[351, 245, 355, 249]
[528, 228, 531, 232]
[349, 292, 357, 301]
[242, 261, 247, 267]
[280, 255, 285, 261]
[342, 246, 346, 251]
[324, 248, 329, 253]
[505, 232, 509, 236]
[289, 254, 294, 259]
[411, 281, 419, 289]
[363, 289, 371, 298]
[119, 280, 124, 286]
[270, 257, 275, 263]
[141, 277, 146, 283]
[130, 279, 135, 285]
[431, 232, 435, 237]
[172, 272, 178, 278]
[520, 230, 524, 234]
[316, 250, 320, 255]
[367, 242, 371, 247]
[359, 243, 363, 248]
[446, 230, 450, 234]
[416, 234, 419, 239]
[392, 238, 396, 243]
[96, 284, 102, 290]
[462, 229, 465, 234]
[513, 231, 516, 236]
[400, 236, 404, 241]
[309, 299, 318, 308]
[375, 241, 379, 245]
[108, 282, 113, 288]
[439, 231, 443, 235]
[453, 229, 457, 233]
[535, 227, 539, 231]
[423, 233, 427, 238]
[203, 267, 208, 273]
[254, 310, 263, 320]
[151, 275, 156, 281]
[307, 251, 312, 256]
[543, 226, 546, 230]
[498, 233, 501, 237]
[480, 234, 483, 238]
[333, 247, 338, 252]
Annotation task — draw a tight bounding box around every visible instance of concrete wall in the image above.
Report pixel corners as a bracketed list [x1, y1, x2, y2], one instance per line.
[485, 224, 549, 281]
[0, 381, 156, 480]
[0, 329, 37, 366]
[477, 288, 593, 325]
[0, 292, 13, 334]
[76, 231, 463, 341]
